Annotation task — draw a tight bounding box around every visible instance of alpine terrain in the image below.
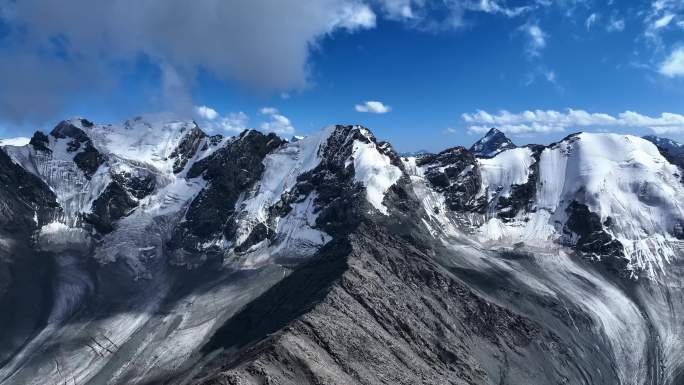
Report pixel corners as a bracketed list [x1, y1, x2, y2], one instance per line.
[1, 117, 684, 385]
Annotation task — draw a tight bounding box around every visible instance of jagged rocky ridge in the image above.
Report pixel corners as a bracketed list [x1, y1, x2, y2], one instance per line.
[468, 127, 516, 157]
[0, 119, 683, 385]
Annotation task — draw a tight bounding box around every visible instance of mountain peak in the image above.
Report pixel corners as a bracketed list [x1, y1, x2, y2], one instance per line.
[469, 127, 515, 157]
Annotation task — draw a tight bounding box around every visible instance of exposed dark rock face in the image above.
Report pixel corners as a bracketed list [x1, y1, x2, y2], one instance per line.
[418, 147, 485, 212]
[168, 130, 285, 265]
[85, 170, 155, 234]
[73, 143, 106, 178]
[114, 170, 156, 200]
[264, 125, 388, 244]
[564, 201, 628, 277]
[170, 124, 207, 173]
[496, 145, 544, 220]
[86, 181, 138, 234]
[0, 148, 59, 366]
[469, 128, 516, 157]
[50, 120, 91, 143]
[50, 120, 106, 178]
[0, 148, 58, 232]
[290, 125, 370, 236]
[29, 131, 51, 153]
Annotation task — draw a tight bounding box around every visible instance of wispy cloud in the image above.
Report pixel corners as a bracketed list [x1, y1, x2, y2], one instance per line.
[374, 0, 538, 32]
[474, 0, 535, 18]
[607, 18, 626, 32]
[463, 109, 684, 135]
[585, 13, 598, 30]
[260, 107, 279, 115]
[654, 13, 675, 29]
[643, 0, 683, 47]
[355, 100, 391, 114]
[523, 23, 547, 57]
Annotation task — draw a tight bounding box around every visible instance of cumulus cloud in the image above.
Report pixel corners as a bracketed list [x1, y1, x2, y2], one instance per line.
[194, 105, 219, 121]
[0, 0, 377, 123]
[659, 47, 684, 77]
[355, 101, 392, 113]
[193, 106, 249, 133]
[462, 109, 684, 135]
[260, 107, 295, 135]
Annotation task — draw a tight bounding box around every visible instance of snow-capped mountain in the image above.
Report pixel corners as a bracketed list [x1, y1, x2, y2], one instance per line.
[468, 127, 516, 157]
[1, 118, 684, 385]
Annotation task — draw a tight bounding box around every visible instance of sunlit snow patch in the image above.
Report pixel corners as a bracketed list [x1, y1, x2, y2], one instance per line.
[0, 137, 30, 146]
[350, 139, 402, 215]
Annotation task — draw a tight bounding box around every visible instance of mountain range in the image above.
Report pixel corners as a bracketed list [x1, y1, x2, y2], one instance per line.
[0, 117, 683, 385]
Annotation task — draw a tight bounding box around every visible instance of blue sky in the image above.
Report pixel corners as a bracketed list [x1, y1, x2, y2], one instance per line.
[0, 0, 683, 152]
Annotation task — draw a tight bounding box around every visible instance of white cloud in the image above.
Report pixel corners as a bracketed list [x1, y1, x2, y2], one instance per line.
[545, 70, 556, 83]
[260, 107, 295, 135]
[194, 105, 219, 121]
[474, 0, 534, 17]
[374, 0, 535, 32]
[654, 13, 675, 29]
[462, 109, 684, 135]
[524, 23, 547, 56]
[355, 100, 391, 113]
[215, 112, 250, 133]
[585, 13, 598, 30]
[339, 3, 377, 29]
[643, 0, 683, 45]
[194, 106, 249, 133]
[659, 47, 684, 77]
[260, 107, 279, 115]
[607, 18, 626, 32]
[0, 0, 378, 122]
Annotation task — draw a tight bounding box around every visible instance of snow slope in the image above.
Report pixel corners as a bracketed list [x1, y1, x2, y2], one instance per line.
[0, 137, 30, 147]
[350, 138, 402, 215]
[406, 133, 684, 279]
